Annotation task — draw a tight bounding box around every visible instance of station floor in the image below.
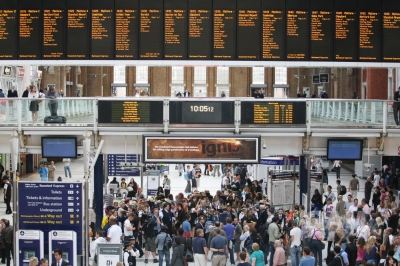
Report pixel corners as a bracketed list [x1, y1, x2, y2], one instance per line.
[0, 158, 368, 266]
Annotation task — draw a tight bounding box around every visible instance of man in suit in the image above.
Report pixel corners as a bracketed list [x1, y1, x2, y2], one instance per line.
[183, 90, 190, 97]
[7, 85, 17, 98]
[328, 246, 344, 266]
[393, 87, 400, 127]
[51, 249, 69, 266]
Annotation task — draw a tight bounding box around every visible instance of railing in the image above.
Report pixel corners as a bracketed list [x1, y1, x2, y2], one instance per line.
[0, 97, 396, 131]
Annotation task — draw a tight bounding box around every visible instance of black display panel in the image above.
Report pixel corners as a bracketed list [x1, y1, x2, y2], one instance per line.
[0, 0, 18, 59]
[334, 0, 357, 61]
[286, 0, 309, 60]
[42, 0, 65, 59]
[67, 0, 90, 59]
[382, 0, 400, 61]
[169, 101, 235, 124]
[98, 101, 164, 124]
[241, 101, 307, 124]
[139, 0, 163, 59]
[18, 0, 41, 59]
[262, 0, 285, 60]
[91, 0, 114, 59]
[115, 0, 139, 59]
[310, 0, 333, 61]
[164, 0, 187, 59]
[237, 0, 260, 60]
[213, 0, 236, 59]
[188, 0, 212, 59]
[358, 0, 381, 61]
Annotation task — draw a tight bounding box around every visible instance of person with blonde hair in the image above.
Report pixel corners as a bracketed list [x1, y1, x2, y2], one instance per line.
[249, 243, 264, 266]
[363, 236, 377, 264]
[29, 256, 38, 266]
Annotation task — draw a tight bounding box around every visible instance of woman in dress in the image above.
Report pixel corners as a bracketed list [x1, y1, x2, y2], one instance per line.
[28, 85, 42, 124]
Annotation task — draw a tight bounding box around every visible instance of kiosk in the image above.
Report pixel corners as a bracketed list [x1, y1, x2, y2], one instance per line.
[16, 230, 44, 266]
[49, 230, 77, 266]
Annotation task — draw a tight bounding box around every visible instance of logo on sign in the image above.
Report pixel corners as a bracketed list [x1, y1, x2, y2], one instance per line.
[20, 231, 25, 236]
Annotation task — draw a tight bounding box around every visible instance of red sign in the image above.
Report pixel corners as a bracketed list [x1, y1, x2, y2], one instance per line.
[17, 68, 25, 77]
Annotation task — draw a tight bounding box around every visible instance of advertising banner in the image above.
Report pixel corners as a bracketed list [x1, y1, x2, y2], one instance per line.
[143, 135, 260, 163]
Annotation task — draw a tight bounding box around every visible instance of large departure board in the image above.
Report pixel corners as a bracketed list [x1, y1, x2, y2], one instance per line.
[67, 0, 90, 59]
[335, 0, 357, 61]
[358, 0, 381, 61]
[213, 0, 236, 59]
[164, 0, 187, 59]
[169, 101, 235, 124]
[98, 101, 164, 124]
[262, 0, 285, 60]
[18, 0, 41, 59]
[286, 0, 309, 60]
[188, 0, 212, 59]
[91, 0, 114, 59]
[310, 0, 333, 61]
[241, 101, 307, 125]
[115, 0, 138, 59]
[237, 0, 260, 60]
[0, 1, 17, 59]
[382, 0, 400, 61]
[42, 0, 65, 59]
[140, 0, 163, 59]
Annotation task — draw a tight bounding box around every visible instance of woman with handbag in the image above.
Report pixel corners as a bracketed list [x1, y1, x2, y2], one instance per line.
[163, 175, 171, 197]
[171, 237, 186, 266]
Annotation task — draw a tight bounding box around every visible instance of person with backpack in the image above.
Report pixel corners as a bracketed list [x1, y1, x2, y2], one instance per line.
[123, 241, 139, 266]
[155, 226, 172, 266]
[337, 180, 347, 196]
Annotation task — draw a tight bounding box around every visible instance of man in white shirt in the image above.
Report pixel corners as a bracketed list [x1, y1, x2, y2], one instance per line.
[106, 217, 122, 244]
[290, 220, 302, 266]
[373, 171, 380, 187]
[91, 230, 107, 266]
[323, 198, 336, 240]
[221, 170, 231, 189]
[348, 199, 359, 213]
[324, 185, 336, 203]
[345, 194, 353, 210]
[124, 213, 135, 243]
[62, 158, 72, 178]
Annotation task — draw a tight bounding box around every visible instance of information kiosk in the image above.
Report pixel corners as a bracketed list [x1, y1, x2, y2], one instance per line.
[16, 230, 44, 266]
[48, 230, 77, 266]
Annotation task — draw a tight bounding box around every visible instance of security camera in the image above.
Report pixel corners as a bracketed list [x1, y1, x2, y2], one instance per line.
[363, 163, 374, 171]
[262, 143, 267, 149]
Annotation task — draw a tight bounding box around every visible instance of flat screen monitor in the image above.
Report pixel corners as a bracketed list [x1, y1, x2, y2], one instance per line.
[24, 250, 36, 260]
[41, 137, 77, 158]
[327, 139, 363, 160]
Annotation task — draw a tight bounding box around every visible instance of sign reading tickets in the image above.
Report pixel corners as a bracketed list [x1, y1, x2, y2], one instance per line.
[143, 135, 260, 163]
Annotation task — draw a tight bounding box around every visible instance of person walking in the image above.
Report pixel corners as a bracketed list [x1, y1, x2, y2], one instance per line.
[2, 178, 11, 214]
[332, 160, 342, 179]
[63, 158, 72, 178]
[289, 220, 302, 266]
[38, 162, 49, 181]
[310, 225, 323, 266]
[364, 177, 374, 205]
[299, 247, 315, 266]
[268, 217, 282, 266]
[171, 237, 185, 266]
[1, 219, 12, 266]
[163, 174, 171, 197]
[272, 240, 286, 266]
[193, 229, 208, 266]
[249, 243, 264, 266]
[210, 228, 228, 266]
[348, 174, 359, 198]
[48, 161, 56, 181]
[155, 226, 172, 266]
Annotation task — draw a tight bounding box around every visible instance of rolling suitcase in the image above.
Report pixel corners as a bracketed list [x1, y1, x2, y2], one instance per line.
[44, 116, 67, 124]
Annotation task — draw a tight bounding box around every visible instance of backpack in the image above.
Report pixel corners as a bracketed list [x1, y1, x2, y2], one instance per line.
[124, 250, 135, 266]
[163, 234, 172, 251]
[188, 170, 193, 180]
[339, 185, 347, 195]
[244, 235, 253, 253]
[57, 176, 62, 181]
[260, 223, 269, 244]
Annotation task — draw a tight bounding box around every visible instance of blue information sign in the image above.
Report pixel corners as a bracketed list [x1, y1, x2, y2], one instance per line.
[108, 154, 141, 176]
[18, 182, 83, 255]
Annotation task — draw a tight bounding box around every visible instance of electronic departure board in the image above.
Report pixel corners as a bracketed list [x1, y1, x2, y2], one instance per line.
[42, 0, 65, 59]
[237, 0, 260, 60]
[67, 0, 90, 59]
[310, 0, 333, 61]
[188, 0, 212, 59]
[169, 101, 235, 124]
[358, 0, 381, 61]
[18, 0, 41, 59]
[262, 0, 285, 60]
[241, 101, 307, 125]
[91, 0, 114, 59]
[140, 0, 163, 59]
[382, 0, 400, 61]
[335, 0, 357, 61]
[98, 101, 163, 124]
[213, 0, 236, 59]
[164, 0, 187, 59]
[286, 0, 309, 60]
[0, 0, 17, 59]
[115, 0, 139, 59]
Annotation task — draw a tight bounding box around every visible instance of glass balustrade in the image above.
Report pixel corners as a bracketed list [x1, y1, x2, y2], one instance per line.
[310, 100, 385, 128]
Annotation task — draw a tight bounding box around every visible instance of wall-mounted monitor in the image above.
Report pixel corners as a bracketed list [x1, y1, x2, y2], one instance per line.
[41, 137, 77, 158]
[327, 139, 363, 160]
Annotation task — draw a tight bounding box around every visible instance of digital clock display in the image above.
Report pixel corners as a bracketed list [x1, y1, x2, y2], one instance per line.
[169, 101, 235, 124]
